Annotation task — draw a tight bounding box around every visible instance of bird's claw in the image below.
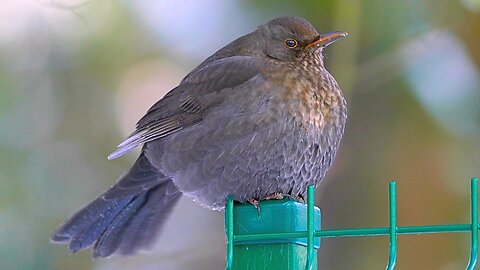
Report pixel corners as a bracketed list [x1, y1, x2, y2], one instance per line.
[248, 198, 261, 217]
[296, 194, 306, 204]
[264, 192, 284, 200]
[247, 193, 305, 218]
[265, 193, 305, 203]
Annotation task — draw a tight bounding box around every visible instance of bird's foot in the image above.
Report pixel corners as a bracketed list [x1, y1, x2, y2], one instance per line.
[264, 193, 305, 203]
[248, 198, 261, 217]
[264, 192, 284, 200]
[277, 193, 306, 203]
[296, 194, 306, 204]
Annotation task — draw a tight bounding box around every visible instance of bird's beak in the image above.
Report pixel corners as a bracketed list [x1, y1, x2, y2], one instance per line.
[306, 31, 348, 48]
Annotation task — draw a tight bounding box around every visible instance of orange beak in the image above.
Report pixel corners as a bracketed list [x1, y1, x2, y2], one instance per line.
[306, 31, 348, 48]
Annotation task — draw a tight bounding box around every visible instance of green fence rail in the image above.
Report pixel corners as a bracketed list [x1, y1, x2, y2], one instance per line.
[225, 177, 479, 270]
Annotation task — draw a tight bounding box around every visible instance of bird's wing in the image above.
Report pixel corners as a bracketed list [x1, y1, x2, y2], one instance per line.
[108, 56, 264, 160]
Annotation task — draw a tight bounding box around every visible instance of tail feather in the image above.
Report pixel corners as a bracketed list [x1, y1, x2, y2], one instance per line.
[51, 196, 133, 246]
[94, 181, 181, 257]
[92, 192, 149, 257]
[116, 182, 181, 255]
[51, 154, 181, 257]
[67, 196, 134, 252]
[102, 153, 165, 200]
[68, 196, 134, 252]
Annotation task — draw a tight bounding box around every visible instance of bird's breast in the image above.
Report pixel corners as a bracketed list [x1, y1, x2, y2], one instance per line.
[268, 65, 347, 135]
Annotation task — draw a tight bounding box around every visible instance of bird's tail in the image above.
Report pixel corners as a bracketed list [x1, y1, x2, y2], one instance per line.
[51, 154, 181, 258]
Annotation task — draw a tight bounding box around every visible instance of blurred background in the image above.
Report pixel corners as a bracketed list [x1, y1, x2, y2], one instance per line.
[1, 0, 479, 269]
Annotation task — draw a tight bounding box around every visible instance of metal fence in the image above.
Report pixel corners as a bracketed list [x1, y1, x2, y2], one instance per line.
[225, 178, 479, 270]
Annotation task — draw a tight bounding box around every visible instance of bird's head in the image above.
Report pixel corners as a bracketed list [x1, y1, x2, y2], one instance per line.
[257, 16, 347, 63]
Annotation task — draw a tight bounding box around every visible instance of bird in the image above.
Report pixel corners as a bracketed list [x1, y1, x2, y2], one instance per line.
[51, 16, 348, 258]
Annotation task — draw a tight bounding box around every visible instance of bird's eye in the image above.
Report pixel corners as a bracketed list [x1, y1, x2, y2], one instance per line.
[285, 38, 298, 48]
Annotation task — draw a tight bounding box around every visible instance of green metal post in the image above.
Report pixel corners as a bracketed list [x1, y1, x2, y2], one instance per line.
[386, 182, 397, 270]
[306, 185, 316, 270]
[226, 196, 234, 270]
[467, 178, 478, 270]
[226, 196, 321, 270]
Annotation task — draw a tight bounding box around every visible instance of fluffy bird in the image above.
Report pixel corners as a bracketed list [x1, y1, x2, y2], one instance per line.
[51, 16, 348, 257]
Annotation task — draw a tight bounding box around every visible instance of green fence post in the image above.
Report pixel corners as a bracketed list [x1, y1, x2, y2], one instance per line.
[225, 196, 321, 270]
[226, 195, 234, 270]
[386, 181, 398, 270]
[466, 177, 478, 270]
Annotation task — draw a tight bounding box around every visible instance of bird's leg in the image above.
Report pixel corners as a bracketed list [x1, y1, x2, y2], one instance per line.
[296, 194, 306, 204]
[277, 193, 306, 203]
[264, 192, 284, 200]
[266, 193, 306, 203]
[248, 198, 261, 217]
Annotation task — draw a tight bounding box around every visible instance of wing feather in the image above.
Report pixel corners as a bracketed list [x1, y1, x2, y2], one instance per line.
[108, 56, 264, 159]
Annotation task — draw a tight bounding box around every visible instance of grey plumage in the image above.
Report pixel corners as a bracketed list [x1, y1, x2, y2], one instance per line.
[52, 153, 181, 257]
[52, 16, 348, 257]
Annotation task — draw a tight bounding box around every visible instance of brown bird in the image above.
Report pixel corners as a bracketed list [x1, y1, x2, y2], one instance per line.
[51, 16, 348, 258]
